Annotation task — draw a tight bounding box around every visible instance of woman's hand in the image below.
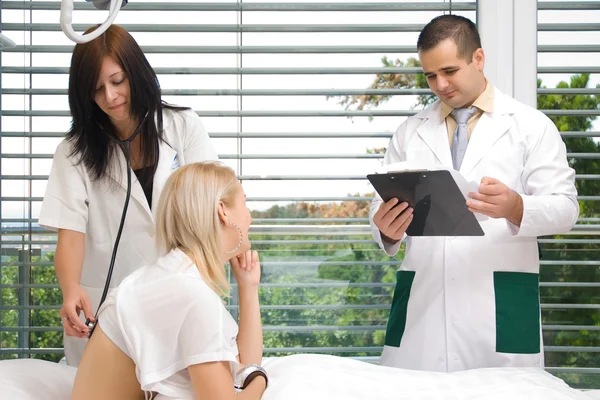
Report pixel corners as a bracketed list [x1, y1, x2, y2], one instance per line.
[230, 250, 261, 289]
[229, 251, 263, 367]
[60, 285, 95, 338]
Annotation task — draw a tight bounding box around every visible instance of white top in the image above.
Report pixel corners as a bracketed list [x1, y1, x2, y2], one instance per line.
[38, 109, 218, 297]
[98, 248, 239, 399]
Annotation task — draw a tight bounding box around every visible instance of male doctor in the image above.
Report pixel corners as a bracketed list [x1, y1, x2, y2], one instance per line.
[370, 15, 578, 372]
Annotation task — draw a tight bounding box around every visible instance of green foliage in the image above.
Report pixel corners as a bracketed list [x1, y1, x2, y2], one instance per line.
[537, 74, 600, 217]
[330, 56, 434, 112]
[535, 73, 600, 388]
[1, 252, 63, 362]
[250, 229, 401, 358]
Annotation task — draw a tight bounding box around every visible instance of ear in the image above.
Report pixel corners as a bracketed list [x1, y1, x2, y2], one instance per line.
[473, 48, 485, 72]
[217, 201, 228, 225]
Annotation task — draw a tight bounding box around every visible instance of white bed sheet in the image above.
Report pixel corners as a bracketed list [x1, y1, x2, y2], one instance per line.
[584, 391, 600, 400]
[0, 355, 596, 400]
[262, 354, 594, 400]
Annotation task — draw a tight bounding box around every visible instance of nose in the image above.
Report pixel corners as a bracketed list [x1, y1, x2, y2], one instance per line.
[104, 84, 118, 103]
[436, 76, 450, 91]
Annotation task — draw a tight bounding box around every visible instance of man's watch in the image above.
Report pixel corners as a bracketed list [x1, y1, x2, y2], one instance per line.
[234, 364, 268, 391]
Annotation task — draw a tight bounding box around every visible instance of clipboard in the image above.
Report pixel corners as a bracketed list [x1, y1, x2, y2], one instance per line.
[367, 170, 484, 237]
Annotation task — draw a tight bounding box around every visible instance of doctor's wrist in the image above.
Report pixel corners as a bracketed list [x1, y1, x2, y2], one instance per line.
[507, 191, 524, 227]
[380, 231, 400, 245]
[61, 282, 81, 295]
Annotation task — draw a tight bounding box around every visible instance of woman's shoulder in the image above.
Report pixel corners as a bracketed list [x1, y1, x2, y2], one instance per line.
[49, 138, 88, 174]
[162, 107, 201, 141]
[114, 261, 225, 329]
[159, 250, 219, 294]
[54, 137, 76, 158]
[119, 250, 218, 300]
[162, 106, 196, 125]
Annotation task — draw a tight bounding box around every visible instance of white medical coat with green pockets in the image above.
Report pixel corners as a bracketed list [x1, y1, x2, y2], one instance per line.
[370, 87, 579, 372]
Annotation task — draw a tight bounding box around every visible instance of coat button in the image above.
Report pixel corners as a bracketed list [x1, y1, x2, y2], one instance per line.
[437, 357, 445, 364]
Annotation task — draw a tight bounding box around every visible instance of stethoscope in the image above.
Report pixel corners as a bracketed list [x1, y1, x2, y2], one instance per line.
[85, 110, 149, 338]
[60, 0, 126, 44]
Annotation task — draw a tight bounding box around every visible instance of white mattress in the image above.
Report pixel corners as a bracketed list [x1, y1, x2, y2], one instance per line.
[1, 356, 597, 399]
[583, 391, 600, 400]
[262, 354, 595, 400]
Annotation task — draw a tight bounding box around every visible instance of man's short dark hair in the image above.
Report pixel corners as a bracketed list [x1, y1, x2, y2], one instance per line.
[417, 15, 482, 61]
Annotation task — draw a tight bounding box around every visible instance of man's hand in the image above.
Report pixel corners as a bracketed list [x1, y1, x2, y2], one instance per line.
[373, 198, 414, 244]
[467, 177, 524, 226]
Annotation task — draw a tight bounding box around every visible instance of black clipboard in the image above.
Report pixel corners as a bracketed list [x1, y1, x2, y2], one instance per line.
[367, 170, 484, 236]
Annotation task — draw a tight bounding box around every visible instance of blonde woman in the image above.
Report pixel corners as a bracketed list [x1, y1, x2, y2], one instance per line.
[71, 161, 266, 400]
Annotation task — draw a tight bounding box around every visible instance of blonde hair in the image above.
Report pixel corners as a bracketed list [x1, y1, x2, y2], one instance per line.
[155, 161, 239, 296]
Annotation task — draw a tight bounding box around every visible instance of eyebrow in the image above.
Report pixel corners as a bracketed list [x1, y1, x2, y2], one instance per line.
[99, 71, 124, 81]
[423, 66, 459, 76]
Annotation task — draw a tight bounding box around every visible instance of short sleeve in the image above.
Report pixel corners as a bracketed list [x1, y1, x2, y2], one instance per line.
[181, 109, 219, 163]
[38, 140, 89, 233]
[116, 273, 239, 392]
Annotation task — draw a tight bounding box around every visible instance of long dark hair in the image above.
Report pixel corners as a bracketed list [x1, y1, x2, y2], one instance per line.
[67, 24, 186, 187]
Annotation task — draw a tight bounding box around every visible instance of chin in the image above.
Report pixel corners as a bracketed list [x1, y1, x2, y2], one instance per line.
[238, 241, 251, 254]
[110, 113, 129, 121]
[445, 98, 466, 108]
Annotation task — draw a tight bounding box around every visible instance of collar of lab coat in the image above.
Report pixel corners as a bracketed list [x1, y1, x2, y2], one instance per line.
[106, 111, 178, 222]
[414, 85, 518, 176]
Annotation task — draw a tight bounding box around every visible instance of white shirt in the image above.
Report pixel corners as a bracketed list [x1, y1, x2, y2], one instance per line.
[98, 249, 239, 399]
[38, 108, 218, 295]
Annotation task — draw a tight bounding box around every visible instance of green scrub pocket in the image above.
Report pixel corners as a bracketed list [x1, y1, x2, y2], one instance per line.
[494, 271, 541, 354]
[384, 270, 416, 348]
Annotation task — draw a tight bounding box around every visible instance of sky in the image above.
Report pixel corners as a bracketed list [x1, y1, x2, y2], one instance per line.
[0, 0, 599, 222]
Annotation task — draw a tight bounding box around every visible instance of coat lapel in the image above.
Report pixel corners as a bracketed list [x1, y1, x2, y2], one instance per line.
[459, 88, 515, 176]
[459, 113, 511, 176]
[151, 141, 178, 220]
[415, 102, 454, 169]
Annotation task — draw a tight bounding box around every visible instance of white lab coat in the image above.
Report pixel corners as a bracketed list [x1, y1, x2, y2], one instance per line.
[38, 108, 218, 366]
[370, 87, 578, 372]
